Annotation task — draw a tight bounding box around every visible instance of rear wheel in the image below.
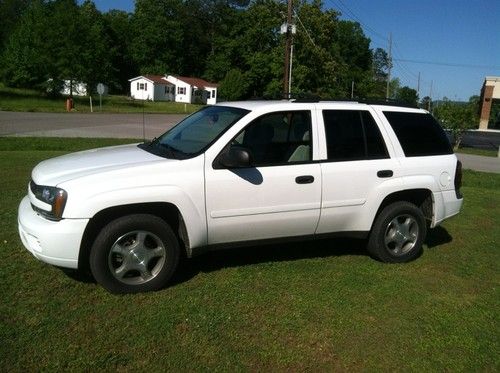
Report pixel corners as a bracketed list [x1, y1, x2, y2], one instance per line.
[367, 201, 426, 263]
[89, 214, 179, 294]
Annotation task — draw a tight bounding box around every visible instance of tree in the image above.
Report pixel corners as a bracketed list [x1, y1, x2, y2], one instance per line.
[291, 2, 343, 97]
[420, 96, 431, 110]
[368, 47, 391, 98]
[0, 0, 390, 101]
[1, 0, 123, 96]
[219, 68, 249, 100]
[131, 0, 184, 74]
[395, 86, 418, 106]
[0, 0, 31, 47]
[0, 0, 51, 89]
[43, 0, 90, 95]
[433, 97, 478, 149]
[78, 0, 114, 94]
[103, 9, 137, 93]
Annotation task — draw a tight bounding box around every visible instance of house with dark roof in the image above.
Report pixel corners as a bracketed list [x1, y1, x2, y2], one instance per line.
[128, 74, 218, 104]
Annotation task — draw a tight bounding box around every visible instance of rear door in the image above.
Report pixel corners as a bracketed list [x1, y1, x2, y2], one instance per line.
[316, 105, 401, 233]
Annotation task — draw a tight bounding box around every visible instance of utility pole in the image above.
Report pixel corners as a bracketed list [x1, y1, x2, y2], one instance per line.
[386, 32, 392, 99]
[428, 80, 433, 111]
[283, 0, 293, 99]
[417, 72, 421, 97]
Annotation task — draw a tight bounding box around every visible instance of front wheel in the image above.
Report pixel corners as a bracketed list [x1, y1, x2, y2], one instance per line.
[89, 214, 179, 294]
[367, 201, 426, 263]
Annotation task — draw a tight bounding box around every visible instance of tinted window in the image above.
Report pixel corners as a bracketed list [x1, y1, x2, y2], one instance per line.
[323, 110, 388, 161]
[383, 112, 453, 157]
[230, 111, 312, 166]
[143, 106, 249, 159]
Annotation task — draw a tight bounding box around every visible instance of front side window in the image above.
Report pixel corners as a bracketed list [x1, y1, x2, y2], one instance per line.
[141, 106, 249, 159]
[323, 110, 388, 161]
[178, 87, 186, 95]
[229, 111, 312, 166]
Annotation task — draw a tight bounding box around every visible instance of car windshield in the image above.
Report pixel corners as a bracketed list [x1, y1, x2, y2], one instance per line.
[143, 106, 249, 159]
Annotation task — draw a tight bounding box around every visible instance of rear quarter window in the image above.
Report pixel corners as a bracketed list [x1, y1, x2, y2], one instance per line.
[383, 111, 453, 156]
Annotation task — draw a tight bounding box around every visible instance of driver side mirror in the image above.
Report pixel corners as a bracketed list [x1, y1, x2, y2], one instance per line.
[216, 146, 252, 169]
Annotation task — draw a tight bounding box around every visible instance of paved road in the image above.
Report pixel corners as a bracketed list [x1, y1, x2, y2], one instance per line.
[456, 153, 500, 174]
[0, 111, 186, 139]
[2, 111, 499, 173]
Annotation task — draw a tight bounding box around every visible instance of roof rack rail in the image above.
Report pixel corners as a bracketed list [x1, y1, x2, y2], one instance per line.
[245, 94, 419, 109]
[290, 96, 418, 108]
[357, 98, 419, 108]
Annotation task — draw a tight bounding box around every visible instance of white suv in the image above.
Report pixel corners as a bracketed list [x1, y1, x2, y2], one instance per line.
[18, 100, 463, 293]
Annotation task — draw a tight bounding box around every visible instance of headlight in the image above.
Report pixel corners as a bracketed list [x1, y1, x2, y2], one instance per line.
[30, 181, 68, 220]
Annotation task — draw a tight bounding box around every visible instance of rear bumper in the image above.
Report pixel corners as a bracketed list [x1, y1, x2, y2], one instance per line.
[18, 196, 88, 269]
[433, 190, 463, 227]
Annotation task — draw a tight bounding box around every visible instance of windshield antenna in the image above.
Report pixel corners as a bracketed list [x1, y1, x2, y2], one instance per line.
[142, 98, 146, 142]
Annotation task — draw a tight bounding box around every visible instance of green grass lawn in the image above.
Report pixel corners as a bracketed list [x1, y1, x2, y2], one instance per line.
[456, 146, 498, 157]
[1, 137, 499, 371]
[0, 85, 203, 114]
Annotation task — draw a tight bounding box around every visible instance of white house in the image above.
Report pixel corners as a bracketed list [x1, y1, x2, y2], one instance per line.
[165, 75, 218, 105]
[129, 75, 170, 101]
[129, 74, 218, 104]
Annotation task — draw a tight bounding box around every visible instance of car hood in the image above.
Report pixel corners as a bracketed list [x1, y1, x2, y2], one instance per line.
[32, 144, 169, 186]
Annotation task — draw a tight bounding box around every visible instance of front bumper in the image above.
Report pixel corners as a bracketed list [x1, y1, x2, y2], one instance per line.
[18, 196, 89, 269]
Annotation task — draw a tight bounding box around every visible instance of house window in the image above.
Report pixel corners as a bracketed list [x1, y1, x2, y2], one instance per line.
[178, 87, 186, 95]
[212, 90, 215, 98]
[139, 83, 145, 90]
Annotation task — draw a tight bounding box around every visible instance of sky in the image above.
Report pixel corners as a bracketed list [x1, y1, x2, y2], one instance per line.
[89, 0, 500, 101]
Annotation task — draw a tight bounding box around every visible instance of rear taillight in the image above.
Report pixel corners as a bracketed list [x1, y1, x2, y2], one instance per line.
[454, 160, 463, 199]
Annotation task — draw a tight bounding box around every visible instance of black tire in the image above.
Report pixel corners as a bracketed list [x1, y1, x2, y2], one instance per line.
[89, 214, 179, 294]
[367, 201, 426, 263]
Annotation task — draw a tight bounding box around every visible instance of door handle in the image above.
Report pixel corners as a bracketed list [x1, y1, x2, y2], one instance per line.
[377, 170, 393, 178]
[295, 175, 314, 184]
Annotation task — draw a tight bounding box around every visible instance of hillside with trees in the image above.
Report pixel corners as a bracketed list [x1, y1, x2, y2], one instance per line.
[0, 0, 414, 101]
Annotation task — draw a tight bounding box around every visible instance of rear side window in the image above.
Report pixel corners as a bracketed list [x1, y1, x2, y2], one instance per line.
[323, 110, 388, 161]
[383, 111, 453, 156]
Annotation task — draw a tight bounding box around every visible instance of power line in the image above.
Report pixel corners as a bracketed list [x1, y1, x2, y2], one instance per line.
[392, 43, 420, 79]
[294, 10, 318, 49]
[392, 58, 500, 70]
[328, 0, 388, 43]
[326, 0, 425, 88]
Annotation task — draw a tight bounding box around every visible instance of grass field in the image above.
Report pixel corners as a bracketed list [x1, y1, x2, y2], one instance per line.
[0, 137, 499, 371]
[0, 85, 203, 114]
[456, 146, 498, 158]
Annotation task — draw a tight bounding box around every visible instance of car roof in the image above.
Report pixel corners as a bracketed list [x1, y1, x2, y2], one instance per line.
[216, 100, 427, 113]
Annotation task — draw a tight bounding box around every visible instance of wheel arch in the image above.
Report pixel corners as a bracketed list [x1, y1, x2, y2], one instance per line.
[78, 202, 190, 272]
[372, 188, 433, 230]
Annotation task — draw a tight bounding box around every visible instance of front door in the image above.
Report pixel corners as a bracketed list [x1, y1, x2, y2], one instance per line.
[205, 110, 321, 245]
